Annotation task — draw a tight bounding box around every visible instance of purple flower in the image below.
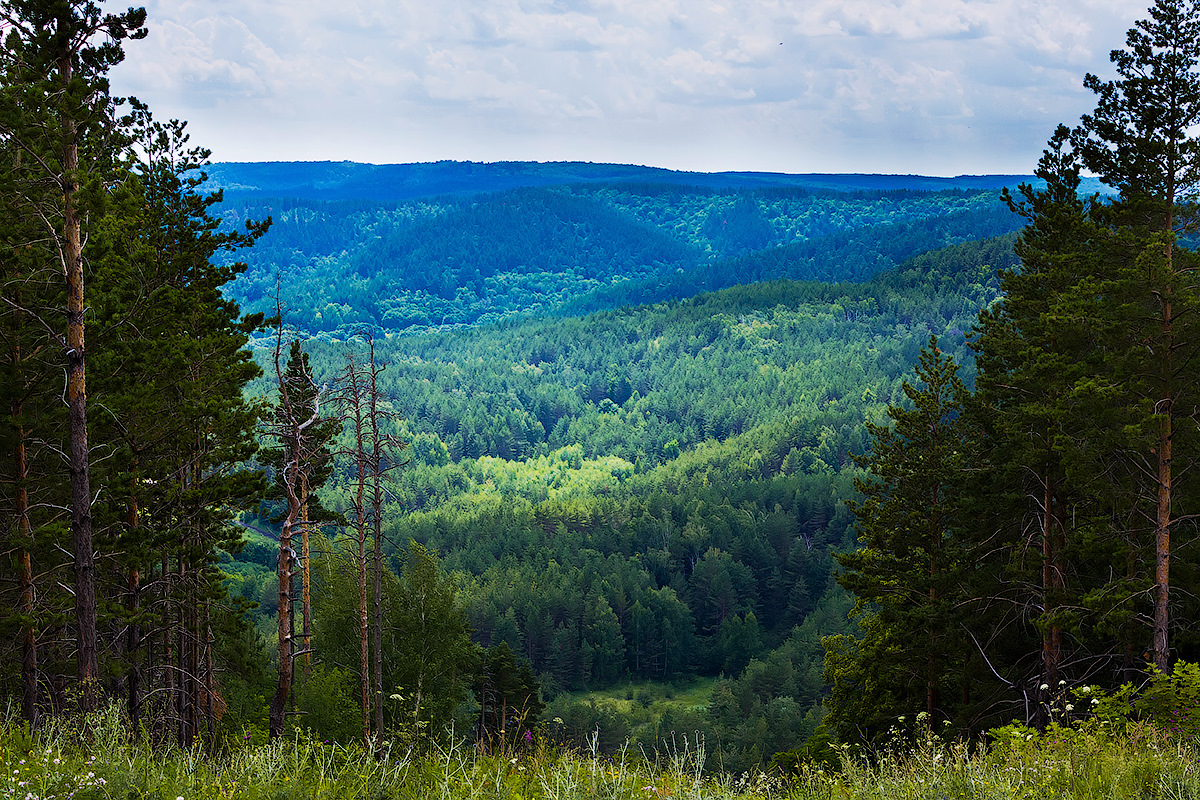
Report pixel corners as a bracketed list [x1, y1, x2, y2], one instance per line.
[524, 730, 533, 743]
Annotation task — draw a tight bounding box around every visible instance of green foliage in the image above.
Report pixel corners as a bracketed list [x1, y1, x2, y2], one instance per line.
[1133, 661, 1200, 737]
[295, 665, 362, 744]
[388, 541, 479, 741]
[214, 231, 1016, 765]
[307, 536, 475, 745]
[1021, 661, 1200, 741]
[828, 339, 992, 742]
[219, 184, 1019, 334]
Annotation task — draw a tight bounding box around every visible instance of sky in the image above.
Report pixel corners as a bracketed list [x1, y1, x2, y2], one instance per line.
[106, 0, 1150, 177]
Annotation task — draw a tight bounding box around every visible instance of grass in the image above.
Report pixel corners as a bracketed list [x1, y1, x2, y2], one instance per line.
[2, 705, 1200, 800]
[561, 677, 717, 716]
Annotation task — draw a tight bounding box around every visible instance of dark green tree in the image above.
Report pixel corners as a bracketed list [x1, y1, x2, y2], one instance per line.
[827, 338, 979, 741]
[89, 105, 267, 742]
[0, 0, 147, 707]
[972, 129, 1112, 703]
[1071, 0, 1200, 673]
[473, 641, 544, 750]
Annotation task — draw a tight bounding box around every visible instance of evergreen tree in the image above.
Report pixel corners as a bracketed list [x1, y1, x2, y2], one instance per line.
[0, 0, 147, 707]
[1071, 0, 1200, 673]
[473, 641, 544, 749]
[972, 129, 1113, 704]
[90, 106, 267, 742]
[828, 338, 980, 740]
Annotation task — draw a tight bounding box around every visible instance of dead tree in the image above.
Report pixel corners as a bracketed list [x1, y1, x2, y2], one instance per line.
[265, 320, 322, 740]
[336, 328, 406, 744]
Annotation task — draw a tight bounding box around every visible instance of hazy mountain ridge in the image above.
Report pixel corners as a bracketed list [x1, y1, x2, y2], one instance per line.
[203, 159, 1067, 204]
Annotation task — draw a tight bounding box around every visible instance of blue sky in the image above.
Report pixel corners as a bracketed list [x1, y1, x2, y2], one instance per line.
[107, 0, 1148, 176]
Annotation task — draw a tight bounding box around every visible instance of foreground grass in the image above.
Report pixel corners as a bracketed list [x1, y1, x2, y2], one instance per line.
[2, 706, 1200, 800]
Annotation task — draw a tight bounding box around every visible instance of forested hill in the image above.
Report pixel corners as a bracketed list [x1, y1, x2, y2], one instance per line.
[230, 233, 1018, 767]
[212, 161, 1040, 334]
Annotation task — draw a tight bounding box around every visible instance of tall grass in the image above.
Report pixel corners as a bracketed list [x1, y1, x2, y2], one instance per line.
[1, 706, 1198, 800]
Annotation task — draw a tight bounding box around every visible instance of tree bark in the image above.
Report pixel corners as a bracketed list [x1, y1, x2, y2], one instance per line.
[59, 37, 98, 707]
[10, 309, 38, 724]
[369, 335, 385, 739]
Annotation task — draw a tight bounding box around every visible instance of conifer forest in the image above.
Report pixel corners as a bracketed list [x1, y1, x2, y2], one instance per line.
[4, 0, 1200, 792]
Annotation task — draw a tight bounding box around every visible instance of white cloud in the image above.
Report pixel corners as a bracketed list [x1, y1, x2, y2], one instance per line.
[107, 0, 1149, 174]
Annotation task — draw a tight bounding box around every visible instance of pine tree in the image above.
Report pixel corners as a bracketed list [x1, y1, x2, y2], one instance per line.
[1071, 0, 1200, 673]
[0, 0, 147, 706]
[972, 129, 1113, 701]
[88, 105, 267, 741]
[829, 338, 979, 739]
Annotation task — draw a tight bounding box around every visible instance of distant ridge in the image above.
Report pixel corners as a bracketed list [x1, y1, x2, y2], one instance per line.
[202, 159, 1082, 204]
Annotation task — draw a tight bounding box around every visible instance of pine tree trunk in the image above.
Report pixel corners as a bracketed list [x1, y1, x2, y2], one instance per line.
[301, 473, 312, 674]
[370, 349, 385, 740]
[60, 48, 98, 708]
[1154, 309, 1172, 674]
[126, 494, 141, 730]
[1154, 228, 1174, 674]
[1042, 474, 1062, 687]
[11, 316, 38, 724]
[270, 512, 295, 739]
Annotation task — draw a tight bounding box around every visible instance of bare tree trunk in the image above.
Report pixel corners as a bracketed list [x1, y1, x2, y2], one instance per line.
[368, 335, 385, 738]
[1042, 474, 1063, 689]
[180, 554, 194, 747]
[300, 473, 312, 675]
[343, 353, 372, 743]
[204, 601, 215, 740]
[270, 484, 298, 739]
[1154, 320, 1172, 674]
[268, 322, 321, 740]
[162, 554, 176, 743]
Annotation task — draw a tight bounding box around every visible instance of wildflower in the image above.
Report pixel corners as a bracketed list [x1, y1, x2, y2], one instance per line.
[1040, 683, 1049, 691]
[524, 730, 533, 743]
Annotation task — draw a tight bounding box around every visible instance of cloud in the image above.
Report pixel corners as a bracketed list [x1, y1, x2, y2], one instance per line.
[108, 0, 1149, 174]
